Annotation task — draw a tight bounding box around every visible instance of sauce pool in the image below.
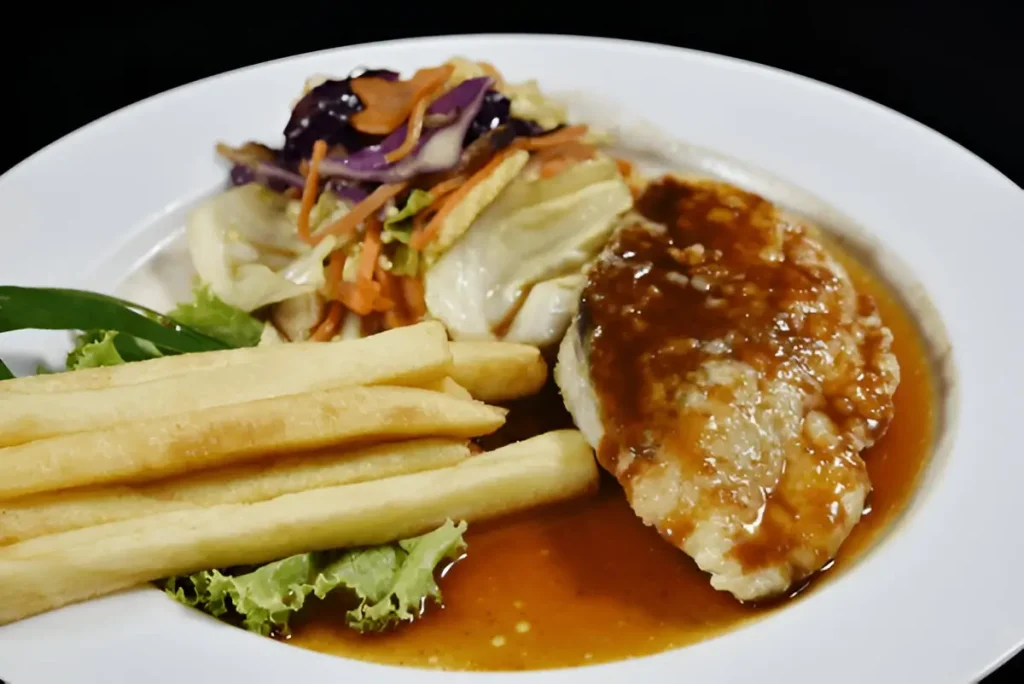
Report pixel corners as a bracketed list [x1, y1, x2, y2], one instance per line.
[286, 217, 936, 672]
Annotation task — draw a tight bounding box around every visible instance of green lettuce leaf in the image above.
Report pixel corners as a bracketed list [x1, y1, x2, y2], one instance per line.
[168, 285, 263, 348]
[347, 518, 468, 631]
[164, 520, 467, 637]
[53, 286, 251, 374]
[0, 286, 230, 354]
[382, 189, 434, 245]
[389, 245, 421, 277]
[65, 331, 164, 371]
[110, 334, 163, 363]
[66, 331, 125, 370]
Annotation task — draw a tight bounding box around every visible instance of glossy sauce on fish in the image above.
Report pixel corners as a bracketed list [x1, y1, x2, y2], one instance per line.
[578, 178, 900, 597]
[286, 183, 936, 671]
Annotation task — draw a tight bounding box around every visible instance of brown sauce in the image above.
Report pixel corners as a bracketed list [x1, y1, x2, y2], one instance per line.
[583, 178, 901, 587]
[286, 183, 936, 671]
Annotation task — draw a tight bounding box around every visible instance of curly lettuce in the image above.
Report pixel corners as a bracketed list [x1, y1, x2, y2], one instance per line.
[66, 331, 164, 370]
[381, 189, 435, 245]
[165, 520, 468, 636]
[66, 331, 125, 370]
[60, 287, 258, 372]
[168, 285, 263, 348]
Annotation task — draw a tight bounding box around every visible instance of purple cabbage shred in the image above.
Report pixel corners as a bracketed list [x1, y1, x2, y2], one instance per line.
[281, 68, 399, 160]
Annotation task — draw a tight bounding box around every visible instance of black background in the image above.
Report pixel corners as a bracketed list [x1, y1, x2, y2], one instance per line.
[2, 4, 1021, 681]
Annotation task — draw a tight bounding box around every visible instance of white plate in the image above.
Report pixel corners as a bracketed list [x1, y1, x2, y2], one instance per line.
[0, 34, 1021, 684]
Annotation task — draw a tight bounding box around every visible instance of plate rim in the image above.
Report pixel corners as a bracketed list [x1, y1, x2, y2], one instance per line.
[2, 33, 1018, 191]
[0, 33, 1021, 684]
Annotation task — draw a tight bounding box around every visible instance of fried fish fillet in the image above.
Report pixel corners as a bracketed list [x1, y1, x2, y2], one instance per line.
[556, 176, 899, 601]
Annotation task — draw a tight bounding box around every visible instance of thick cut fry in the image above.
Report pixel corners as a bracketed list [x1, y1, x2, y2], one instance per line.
[449, 341, 548, 402]
[0, 321, 448, 396]
[0, 322, 452, 447]
[0, 386, 505, 500]
[0, 430, 597, 624]
[418, 376, 473, 400]
[0, 439, 471, 545]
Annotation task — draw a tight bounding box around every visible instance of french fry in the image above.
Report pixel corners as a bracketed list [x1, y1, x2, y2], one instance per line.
[418, 376, 474, 400]
[0, 320, 448, 396]
[0, 430, 597, 625]
[449, 341, 548, 402]
[0, 322, 452, 447]
[0, 386, 506, 500]
[0, 439, 471, 545]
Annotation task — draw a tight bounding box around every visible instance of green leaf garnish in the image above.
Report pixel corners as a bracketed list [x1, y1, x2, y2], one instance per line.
[66, 331, 125, 370]
[382, 189, 434, 245]
[165, 520, 468, 636]
[0, 287, 230, 354]
[168, 285, 263, 348]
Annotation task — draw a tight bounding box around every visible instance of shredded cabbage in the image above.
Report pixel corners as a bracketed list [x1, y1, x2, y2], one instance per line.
[425, 155, 633, 347]
[424, 149, 530, 262]
[187, 185, 338, 312]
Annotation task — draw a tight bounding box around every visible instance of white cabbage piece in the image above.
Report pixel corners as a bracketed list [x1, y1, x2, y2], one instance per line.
[335, 309, 363, 342]
[505, 80, 568, 131]
[187, 185, 338, 312]
[425, 149, 530, 262]
[270, 291, 325, 342]
[503, 273, 587, 348]
[424, 155, 633, 348]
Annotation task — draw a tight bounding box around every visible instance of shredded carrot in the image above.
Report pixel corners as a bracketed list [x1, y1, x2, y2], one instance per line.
[534, 141, 597, 178]
[335, 281, 376, 316]
[351, 65, 454, 136]
[322, 247, 383, 316]
[317, 182, 407, 240]
[402, 276, 426, 320]
[371, 291, 395, 312]
[383, 94, 431, 164]
[357, 218, 383, 285]
[614, 157, 634, 178]
[375, 265, 407, 329]
[410, 148, 517, 250]
[412, 206, 435, 234]
[322, 250, 345, 299]
[295, 140, 329, 245]
[338, 218, 398, 315]
[539, 158, 572, 178]
[383, 73, 452, 164]
[532, 140, 596, 163]
[350, 78, 411, 135]
[512, 125, 588, 151]
[310, 302, 345, 341]
[427, 175, 467, 199]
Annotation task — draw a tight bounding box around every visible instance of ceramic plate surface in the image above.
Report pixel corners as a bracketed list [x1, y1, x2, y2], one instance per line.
[0, 34, 1021, 684]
